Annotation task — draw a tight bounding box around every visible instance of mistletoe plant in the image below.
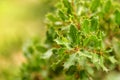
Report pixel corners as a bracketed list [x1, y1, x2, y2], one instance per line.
[20, 0, 120, 80]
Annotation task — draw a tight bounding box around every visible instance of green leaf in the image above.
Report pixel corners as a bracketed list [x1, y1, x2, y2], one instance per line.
[82, 19, 90, 33]
[99, 56, 109, 72]
[42, 49, 53, 59]
[63, 0, 70, 8]
[54, 37, 70, 49]
[27, 46, 34, 54]
[113, 38, 120, 60]
[90, 17, 99, 31]
[115, 9, 120, 25]
[104, 0, 112, 13]
[46, 27, 57, 44]
[69, 24, 78, 45]
[83, 38, 90, 46]
[108, 56, 117, 64]
[91, 53, 105, 70]
[64, 54, 77, 69]
[90, 0, 100, 12]
[58, 10, 67, 21]
[65, 66, 76, 75]
[47, 13, 58, 22]
[92, 54, 109, 72]
[78, 51, 92, 59]
[92, 53, 99, 64]
[35, 45, 47, 53]
[89, 35, 101, 49]
[63, 0, 72, 14]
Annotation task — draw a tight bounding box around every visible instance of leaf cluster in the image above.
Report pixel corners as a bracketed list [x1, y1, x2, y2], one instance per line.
[20, 0, 120, 80]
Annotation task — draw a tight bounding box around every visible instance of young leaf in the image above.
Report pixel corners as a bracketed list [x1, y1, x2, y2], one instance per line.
[64, 54, 77, 69]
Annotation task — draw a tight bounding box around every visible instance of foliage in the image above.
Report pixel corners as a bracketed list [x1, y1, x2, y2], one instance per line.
[20, 0, 120, 80]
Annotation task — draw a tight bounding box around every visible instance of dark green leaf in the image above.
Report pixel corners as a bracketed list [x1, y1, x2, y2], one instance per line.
[115, 9, 120, 25]
[65, 66, 76, 75]
[90, 17, 99, 31]
[69, 24, 79, 45]
[58, 10, 67, 21]
[63, 0, 72, 14]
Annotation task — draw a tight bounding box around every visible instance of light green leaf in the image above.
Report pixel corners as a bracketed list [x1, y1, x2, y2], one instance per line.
[42, 49, 53, 59]
[54, 37, 70, 49]
[78, 51, 92, 59]
[47, 13, 58, 22]
[92, 53, 99, 63]
[99, 56, 109, 72]
[108, 56, 117, 64]
[64, 54, 77, 69]
[83, 38, 90, 46]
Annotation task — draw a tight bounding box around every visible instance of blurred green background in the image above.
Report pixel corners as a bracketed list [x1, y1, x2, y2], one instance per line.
[0, 0, 120, 80]
[0, 0, 56, 80]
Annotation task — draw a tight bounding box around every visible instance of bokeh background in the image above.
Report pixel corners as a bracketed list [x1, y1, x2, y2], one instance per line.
[0, 0, 120, 80]
[0, 0, 56, 80]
